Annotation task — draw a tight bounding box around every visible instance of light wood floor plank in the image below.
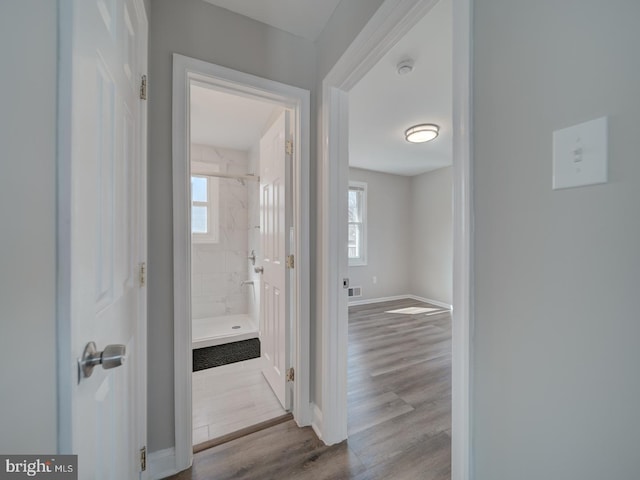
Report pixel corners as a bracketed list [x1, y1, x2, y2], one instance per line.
[170, 299, 451, 479]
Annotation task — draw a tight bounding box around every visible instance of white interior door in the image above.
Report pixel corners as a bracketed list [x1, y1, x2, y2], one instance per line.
[259, 111, 292, 410]
[59, 0, 146, 477]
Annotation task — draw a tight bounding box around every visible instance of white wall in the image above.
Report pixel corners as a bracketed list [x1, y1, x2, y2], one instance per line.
[473, 1, 640, 478]
[0, 0, 57, 453]
[348, 168, 412, 301]
[147, 0, 316, 453]
[411, 167, 452, 305]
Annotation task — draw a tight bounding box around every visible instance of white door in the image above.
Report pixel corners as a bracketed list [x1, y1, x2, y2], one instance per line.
[58, 0, 147, 478]
[259, 111, 292, 409]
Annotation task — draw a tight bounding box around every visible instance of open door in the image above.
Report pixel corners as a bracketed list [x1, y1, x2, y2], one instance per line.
[258, 111, 292, 410]
[58, 0, 147, 477]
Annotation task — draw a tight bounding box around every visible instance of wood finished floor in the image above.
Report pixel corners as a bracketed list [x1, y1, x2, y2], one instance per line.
[170, 299, 451, 480]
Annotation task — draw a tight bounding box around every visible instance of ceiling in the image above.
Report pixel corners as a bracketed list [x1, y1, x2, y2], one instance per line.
[190, 84, 279, 150]
[349, 0, 453, 176]
[192, 0, 452, 177]
[200, 0, 342, 41]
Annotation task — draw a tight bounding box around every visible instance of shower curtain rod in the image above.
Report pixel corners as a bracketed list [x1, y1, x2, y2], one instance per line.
[195, 172, 260, 182]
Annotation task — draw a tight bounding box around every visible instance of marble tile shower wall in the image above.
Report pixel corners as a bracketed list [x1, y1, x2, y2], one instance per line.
[191, 144, 251, 320]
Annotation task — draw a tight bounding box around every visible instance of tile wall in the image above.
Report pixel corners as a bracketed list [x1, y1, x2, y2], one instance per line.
[191, 144, 251, 319]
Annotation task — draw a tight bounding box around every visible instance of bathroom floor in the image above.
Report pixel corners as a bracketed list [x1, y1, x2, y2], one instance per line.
[192, 357, 287, 445]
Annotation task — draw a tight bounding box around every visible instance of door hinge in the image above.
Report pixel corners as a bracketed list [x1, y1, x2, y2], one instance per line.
[139, 262, 147, 287]
[285, 139, 293, 156]
[140, 446, 147, 472]
[140, 74, 147, 100]
[286, 254, 295, 269]
[286, 367, 295, 382]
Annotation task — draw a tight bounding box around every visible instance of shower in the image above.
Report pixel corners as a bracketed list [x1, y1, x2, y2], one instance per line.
[190, 145, 261, 349]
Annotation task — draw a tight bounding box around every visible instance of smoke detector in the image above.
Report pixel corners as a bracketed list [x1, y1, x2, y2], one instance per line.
[396, 59, 414, 75]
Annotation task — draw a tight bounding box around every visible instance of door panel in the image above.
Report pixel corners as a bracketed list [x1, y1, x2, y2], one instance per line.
[259, 111, 291, 409]
[62, 0, 145, 477]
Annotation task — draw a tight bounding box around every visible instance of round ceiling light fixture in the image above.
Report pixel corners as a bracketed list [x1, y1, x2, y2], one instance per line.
[404, 123, 439, 143]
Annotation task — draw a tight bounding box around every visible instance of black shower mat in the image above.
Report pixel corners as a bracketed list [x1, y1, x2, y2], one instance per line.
[193, 338, 261, 372]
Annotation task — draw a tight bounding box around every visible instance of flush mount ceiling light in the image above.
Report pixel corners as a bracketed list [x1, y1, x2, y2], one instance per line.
[404, 124, 439, 143]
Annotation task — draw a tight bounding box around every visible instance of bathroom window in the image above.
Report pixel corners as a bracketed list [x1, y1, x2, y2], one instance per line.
[348, 181, 367, 266]
[191, 162, 220, 243]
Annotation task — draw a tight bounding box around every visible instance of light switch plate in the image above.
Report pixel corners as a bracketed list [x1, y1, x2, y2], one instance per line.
[552, 116, 608, 190]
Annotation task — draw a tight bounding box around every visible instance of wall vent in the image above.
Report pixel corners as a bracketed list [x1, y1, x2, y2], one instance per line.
[348, 286, 362, 298]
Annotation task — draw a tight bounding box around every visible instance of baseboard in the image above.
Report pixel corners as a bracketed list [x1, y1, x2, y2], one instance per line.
[407, 295, 452, 310]
[348, 294, 452, 310]
[311, 403, 324, 442]
[347, 294, 410, 307]
[149, 447, 178, 480]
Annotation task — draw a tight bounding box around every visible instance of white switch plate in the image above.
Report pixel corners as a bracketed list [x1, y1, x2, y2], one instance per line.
[552, 116, 608, 190]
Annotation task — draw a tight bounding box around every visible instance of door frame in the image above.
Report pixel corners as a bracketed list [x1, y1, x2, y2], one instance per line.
[317, 0, 473, 479]
[171, 54, 311, 472]
[55, 0, 149, 474]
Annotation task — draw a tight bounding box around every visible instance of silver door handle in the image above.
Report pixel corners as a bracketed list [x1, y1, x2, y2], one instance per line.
[254, 266, 264, 274]
[78, 341, 126, 381]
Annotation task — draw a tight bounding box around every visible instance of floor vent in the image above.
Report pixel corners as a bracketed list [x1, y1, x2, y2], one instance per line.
[348, 286, 362, 298]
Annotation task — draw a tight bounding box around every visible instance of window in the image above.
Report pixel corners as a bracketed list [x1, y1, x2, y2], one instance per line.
[348, 181, 367, 266]
[191, 162, 219, 243]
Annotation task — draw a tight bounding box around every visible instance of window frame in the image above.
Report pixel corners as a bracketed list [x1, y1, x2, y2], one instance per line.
[190, 161, 220, 244]
[348, 181, 367, 266]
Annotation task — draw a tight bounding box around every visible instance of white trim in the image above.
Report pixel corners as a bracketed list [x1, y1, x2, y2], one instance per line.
[451, 0, 473, 478]
[134, 1, 149, 478]
[347, 294, 412, 307]
[347, 294, 453, 310]
[311, 403, 324, 442]
[149, 448, 178, 480]
[172, 54, 312, 473]
[407, 295, 453, 311]
[318, 0, 472, 478]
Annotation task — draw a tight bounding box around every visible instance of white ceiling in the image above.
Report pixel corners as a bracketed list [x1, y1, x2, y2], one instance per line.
[349, 0, 452, 176]
[190, 84, 279, 150]
[200, 0, 342, 41]
[192, 0, 452, 176]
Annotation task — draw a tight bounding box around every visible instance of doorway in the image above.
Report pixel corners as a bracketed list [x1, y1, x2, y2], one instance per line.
[318, 0, 472, 478]
[189, 83, 292, 447]
[172, 55, 311, 471]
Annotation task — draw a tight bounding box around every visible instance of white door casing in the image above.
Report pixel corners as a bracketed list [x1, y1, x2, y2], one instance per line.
[57, 0, 148, 478]
[171, 55, 310, 475]
[259, 111, 292, 409]
[318, 0, 472, 479]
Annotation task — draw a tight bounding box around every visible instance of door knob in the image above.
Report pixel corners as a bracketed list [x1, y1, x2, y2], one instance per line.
[254, 266, 264, 274]
[78, 341, 126, 381]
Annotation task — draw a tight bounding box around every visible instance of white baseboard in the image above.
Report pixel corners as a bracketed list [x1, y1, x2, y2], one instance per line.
[311, 403, 324, 442]
[149, 447, 178, 480]
[407, 295, 452, 310]
[348, 294, 452, 310]
[347, 294, 410, 307]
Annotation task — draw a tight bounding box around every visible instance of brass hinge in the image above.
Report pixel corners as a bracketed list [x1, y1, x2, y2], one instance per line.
[139, 262, 147, 287]
[285, 139, 293, 156]
[140, 446, 147, 472]
[286, 254, 295, 269]
[286, 367, 295, 382]
[140, 75, 147, 100]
